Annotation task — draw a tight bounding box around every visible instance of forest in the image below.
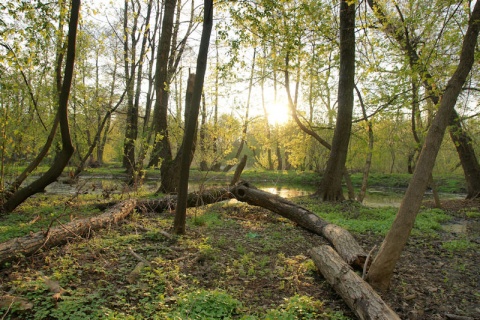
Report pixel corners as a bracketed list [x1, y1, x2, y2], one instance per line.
[0, 0, 479, 319]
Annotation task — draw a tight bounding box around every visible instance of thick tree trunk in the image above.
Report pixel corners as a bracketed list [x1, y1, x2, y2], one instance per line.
[366, 2, 480, 291]
[231, 182, 366, 268]
[0, 200, 136, 266]
[157, 73, 196, 194]
[309, 246, 400, 320]
[137, 187, 234, 213]
[148, 0, 176, 168]
[316, 0, 355, 201]
[449, 112, 480, 199]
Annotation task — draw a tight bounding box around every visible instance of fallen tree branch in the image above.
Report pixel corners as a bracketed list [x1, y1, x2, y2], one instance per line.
[309, 245, 400, 320]
[0, 200, 136, 267]
[231, 182, 366, 268]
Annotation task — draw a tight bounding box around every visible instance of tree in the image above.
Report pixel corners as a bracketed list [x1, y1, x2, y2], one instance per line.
[367, 0, 480, 199]
[366, 0, 480, 291]
[173, 0, 213, 234]
[315, 0, 355, 201]
[2, 0, 80, 213]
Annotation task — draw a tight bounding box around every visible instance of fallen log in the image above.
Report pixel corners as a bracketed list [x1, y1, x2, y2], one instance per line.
[309, 245, 400, 320]
[0, 199, 136, 266]
[136, 187, 234, 213]
[231, 182, 366, 268]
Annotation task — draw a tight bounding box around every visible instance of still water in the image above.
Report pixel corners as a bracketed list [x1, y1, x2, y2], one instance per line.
[41, 177, 465, 208]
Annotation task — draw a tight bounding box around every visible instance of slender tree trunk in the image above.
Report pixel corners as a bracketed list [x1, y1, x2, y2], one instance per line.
[199, 92, 209, 171]
[122, 0, 138, 173]
[355, 86, 374, 203]
[2, 0, 80, 213]
[173, 0, 213, 234]
[367, 2, 480, 291]
[316, 0, 355, 201]
[223, 48, 256, 172]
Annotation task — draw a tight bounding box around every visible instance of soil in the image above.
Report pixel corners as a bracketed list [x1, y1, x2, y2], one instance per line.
[1, 197, 479, 319]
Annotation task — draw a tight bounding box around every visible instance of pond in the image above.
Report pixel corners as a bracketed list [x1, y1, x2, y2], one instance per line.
[41, 176, 466, 208]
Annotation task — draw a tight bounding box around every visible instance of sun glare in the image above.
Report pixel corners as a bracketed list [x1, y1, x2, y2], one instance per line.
[266, 101, 290, 125]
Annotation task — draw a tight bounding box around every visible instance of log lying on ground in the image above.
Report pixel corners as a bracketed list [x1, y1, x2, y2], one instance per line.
[231, 182, 366, 268]
[1, 188, 234, 266]
[136, 187, 234, 213]
[0, 200, 136, 266]
[309, 245, 400, 320]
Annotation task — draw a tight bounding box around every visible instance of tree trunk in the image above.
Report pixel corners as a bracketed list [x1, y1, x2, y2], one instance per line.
[1, 0, 80, 213]
[122, 0, 139, 175]
[368, 0, 480, 200]
[73, 89, 127, 179]
[355, 86, 374, 203]
[316, 0, 355, 201]
[449, 112, 480, 199]
[137, 187, 234, 213]
[309, 246, 400, 320]
[223, 49, 256, 173]
[230, 154, 247, 186]
[157, 73, 196, 194]
[173, 0, 213, 234]
[0, 200, 136, 266]
[148, 0, 176, 168]
[231, 182, 366, 268]
[366, 2, 480, 291]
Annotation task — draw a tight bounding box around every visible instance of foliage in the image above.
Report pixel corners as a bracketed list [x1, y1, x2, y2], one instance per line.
[165, 289, 243, 319]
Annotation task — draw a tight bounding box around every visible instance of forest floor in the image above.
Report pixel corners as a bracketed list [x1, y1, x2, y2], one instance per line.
[0, 174, 479, 319]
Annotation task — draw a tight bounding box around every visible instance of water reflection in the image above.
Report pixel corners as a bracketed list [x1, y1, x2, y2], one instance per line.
[40, 177, 465, 208]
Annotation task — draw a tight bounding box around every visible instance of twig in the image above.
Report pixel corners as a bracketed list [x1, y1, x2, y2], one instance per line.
[128, 246, 152, 266]
[362, 245, 377, 279]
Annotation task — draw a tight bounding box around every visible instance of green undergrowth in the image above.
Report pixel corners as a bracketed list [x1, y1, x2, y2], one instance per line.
[0, 176, 470, 319]
[1, 199, 355, 319]
[296, 198, 452, 237]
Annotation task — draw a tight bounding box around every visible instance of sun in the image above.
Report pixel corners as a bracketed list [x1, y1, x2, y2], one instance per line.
[265, 100, 290, 125]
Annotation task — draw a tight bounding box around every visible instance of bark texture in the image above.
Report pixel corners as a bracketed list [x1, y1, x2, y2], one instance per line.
[231, 182, 366, 268]
[316, 0, 355, 201]
[0, 200, 136, 266]
[174, 0, 213, 234]
[309, 246, 400, 320]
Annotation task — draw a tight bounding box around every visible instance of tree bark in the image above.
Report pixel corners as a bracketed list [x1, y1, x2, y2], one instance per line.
[309, 246, 400, 320]
[173, 0, 213, 234]
[148, 0, 176, 168]
[316, 0, 355, 201]
[157, 73, 196, 194]
[0, 199, 136, 267]
[355, 86, 374, 203]
[366, 2, 480, 291]
[230, 154, 247, 186]
[231, 182, 366, 268]
[138, 187, 233, 214]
